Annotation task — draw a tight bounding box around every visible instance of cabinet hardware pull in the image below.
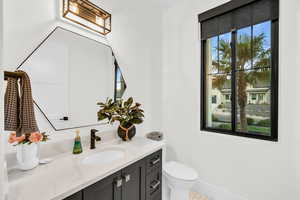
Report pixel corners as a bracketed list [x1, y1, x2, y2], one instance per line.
[123, 174, 131, 182]
[115, 179, 123, 187]
[150, 180, 161, 189]
[151, 158, 160, 165]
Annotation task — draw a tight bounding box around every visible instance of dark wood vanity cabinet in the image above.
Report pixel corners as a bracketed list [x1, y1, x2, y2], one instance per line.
[64, 149, 162, 200]
[64, 191, 82, 200]
[83, 171, 122, 200]
[121, 159, 146, 200]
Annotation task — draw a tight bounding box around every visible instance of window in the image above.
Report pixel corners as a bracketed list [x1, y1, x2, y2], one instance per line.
[258, 94, 264, 101]
[199, 0, 278, 141]
[225, 95, 230, 101]
[212, 95, 217, 104]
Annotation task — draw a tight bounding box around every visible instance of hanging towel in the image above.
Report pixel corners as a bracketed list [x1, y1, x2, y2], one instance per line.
[4, 77, 20, 133]
[4, 70, 39, 136]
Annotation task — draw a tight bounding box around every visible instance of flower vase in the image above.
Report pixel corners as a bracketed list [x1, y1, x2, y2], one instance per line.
[117, 124, 136, 141]
[16, 143, 39, 170]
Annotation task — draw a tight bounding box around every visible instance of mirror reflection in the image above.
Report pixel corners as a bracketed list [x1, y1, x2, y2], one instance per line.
[114, 57, 127, 100]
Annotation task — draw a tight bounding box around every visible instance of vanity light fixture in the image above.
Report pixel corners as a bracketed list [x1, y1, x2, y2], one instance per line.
[63, 0, 111, 35]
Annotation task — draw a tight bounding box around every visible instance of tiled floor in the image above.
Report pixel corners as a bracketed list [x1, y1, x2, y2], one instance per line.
[190, 191, 209, 200]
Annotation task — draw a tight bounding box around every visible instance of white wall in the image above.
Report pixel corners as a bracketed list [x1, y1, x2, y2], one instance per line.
[294, 3, 300, 194]
[0, 0, 6, 198]
[104, 0, 163, 131]
[162, 0, 300, 199]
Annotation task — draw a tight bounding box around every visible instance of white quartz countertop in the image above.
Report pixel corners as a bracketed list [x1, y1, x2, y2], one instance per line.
[7, 137, 165, 200]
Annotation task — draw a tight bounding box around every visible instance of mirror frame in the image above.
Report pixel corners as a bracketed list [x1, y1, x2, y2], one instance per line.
[16, 26, 126, 131]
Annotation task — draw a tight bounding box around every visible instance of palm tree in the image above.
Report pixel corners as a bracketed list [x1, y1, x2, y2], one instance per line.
[212, 32, 271, 131]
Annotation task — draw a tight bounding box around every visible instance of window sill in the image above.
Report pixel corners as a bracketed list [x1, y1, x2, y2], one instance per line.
[201, 127, 278, 142]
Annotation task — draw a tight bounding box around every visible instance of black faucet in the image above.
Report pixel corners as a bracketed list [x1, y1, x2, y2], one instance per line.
[90, 129, 101, 149]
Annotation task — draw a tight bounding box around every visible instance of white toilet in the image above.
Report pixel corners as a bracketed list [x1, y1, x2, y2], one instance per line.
[163, 161, 198, 200]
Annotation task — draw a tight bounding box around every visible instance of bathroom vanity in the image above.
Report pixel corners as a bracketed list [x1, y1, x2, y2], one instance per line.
[7, 137, 164, 200]
[64, 149, 162, 200]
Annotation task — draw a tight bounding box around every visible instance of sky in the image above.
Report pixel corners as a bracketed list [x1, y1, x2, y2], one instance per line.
[209, 20, 271, 74]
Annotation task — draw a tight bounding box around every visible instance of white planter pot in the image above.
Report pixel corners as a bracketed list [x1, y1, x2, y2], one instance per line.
[16, 143, 39, 170]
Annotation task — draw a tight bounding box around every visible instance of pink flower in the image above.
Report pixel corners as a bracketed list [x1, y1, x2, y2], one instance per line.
[8, 132, 16, 143]
[8, 132, 25, 144]
[29, 132, 43, 143]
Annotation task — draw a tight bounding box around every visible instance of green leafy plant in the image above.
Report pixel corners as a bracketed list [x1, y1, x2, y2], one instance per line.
[257, 119, 271, 127]
[247, 118, 255, 126]
[97, 97, 144, 128]
[217, 103, 225, 109]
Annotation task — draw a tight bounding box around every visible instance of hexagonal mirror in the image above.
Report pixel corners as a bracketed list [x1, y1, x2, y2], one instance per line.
[17, 27, 127, 130]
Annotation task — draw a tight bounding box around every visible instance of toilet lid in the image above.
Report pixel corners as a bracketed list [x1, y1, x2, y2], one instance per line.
[163, 161, 198, 181]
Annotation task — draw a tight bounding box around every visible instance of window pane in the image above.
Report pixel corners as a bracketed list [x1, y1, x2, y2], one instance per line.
[219, 33, 232, 74]
[236, 68, 271, 136]
[210, 36, 219, 73]
[205, 34, 232, 130]
[253, 21, 271, 69]
[236, 26, 252, 70]
[205, 74, 232, 130]
[235, 22, 272, 136]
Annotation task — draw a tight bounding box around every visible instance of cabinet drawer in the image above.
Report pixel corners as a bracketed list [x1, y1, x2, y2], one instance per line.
[146, 170, 162, 200]
[146, 150, 162, 174]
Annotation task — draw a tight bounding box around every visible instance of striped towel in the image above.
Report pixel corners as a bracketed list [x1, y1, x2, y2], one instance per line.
[4, 70, 39, 136]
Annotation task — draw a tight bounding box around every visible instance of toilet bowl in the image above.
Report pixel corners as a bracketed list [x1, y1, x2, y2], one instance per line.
[163, 161, 198, 200]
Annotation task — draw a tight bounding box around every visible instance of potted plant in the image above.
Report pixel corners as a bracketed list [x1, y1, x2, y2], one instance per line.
[8, 132, 49, 170]
[97, 97, 144, 141]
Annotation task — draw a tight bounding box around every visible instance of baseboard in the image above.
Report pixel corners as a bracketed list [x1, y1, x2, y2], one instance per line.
[192, 179, 248, 200]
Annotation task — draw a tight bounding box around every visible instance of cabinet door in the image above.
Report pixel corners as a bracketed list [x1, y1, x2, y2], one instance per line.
[121, 160, 146, 200]
[64, 191, 82, 200]
[83, 171, 122, 200]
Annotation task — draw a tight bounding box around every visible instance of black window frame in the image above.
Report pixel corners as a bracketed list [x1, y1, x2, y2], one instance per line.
[199, 0, 279, 141]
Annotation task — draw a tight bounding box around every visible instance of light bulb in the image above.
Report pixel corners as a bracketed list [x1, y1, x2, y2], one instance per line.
[96, 16, 104, 26]
[70, 3, 79, 14]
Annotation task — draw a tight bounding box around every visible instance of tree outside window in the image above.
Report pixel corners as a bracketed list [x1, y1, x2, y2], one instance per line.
[204, 21, 272, 136]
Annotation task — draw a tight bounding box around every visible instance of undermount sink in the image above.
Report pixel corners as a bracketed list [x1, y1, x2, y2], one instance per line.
[82, 148, 125, 165]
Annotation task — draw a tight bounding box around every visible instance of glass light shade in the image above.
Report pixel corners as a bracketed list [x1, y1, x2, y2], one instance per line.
[63, 0, 111, 35]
